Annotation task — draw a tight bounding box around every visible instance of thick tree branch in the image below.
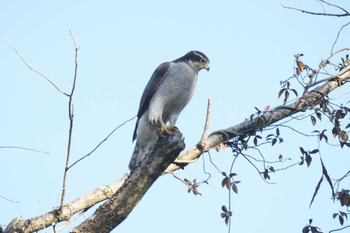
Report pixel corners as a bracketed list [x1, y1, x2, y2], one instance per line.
[3, 174, 127, 233]
[4, 132, 185, 233]
[71, 131, 185, 232]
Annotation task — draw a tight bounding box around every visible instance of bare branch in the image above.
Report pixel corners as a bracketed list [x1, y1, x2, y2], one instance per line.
[302, 48, 350, 93]
[329, 224, 350, 233]
[2, 40, 69, 96]
[200, 99, 211, 148]
[3, 174, 127, 233]
[0, 146, 49, 155]
[0, 195, 20, 203]
[60, 31, 79, 207]
[331, 22, 350, 55]
[319, 0, 349, 15]
[68, 116, 136, 170]
[282, 1, 350, 17]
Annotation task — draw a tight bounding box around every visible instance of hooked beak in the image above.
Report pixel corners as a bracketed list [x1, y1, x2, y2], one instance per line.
[204, 63, 210, 71]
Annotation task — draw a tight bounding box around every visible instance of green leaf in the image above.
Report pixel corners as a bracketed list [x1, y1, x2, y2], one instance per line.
[263, 169, 270, 180]
[253, 137, 258, 146]
[339, 215, 344, 225]
[284, 90, 290, 103]
[311, 116, 316, 126]
[272, 138, 277, 146]
[232, 183, 238, 194]
[306, 154, 312, 167]
[341, 131, 349, 141]
[221, 177, 231, 190]
[316, 112, 322, 121]
[291, 88, 298, 97]
[340, 211, 348, 219]
[309, 149, 319, 154]
[322, 134, 328, 143]
[278, 154, 283, 161]
[309, 177, 323, 208]
[278, 89, 285, 99]
[321, 159, 335, 198]
[332, 127, 339, 138]
[302, 226, 310, 233]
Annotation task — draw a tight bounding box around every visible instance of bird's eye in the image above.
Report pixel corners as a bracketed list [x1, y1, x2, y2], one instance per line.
[199, 58, 205, 63]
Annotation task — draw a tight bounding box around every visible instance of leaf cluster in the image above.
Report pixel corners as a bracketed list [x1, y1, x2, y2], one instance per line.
[302, 219, 323, 233]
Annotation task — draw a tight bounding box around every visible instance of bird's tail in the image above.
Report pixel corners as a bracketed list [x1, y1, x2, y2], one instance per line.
[129, 141, 146, 171]
[132, 118, 139, 142]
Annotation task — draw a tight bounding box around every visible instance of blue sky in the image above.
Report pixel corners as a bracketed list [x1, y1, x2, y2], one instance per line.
[1, 1, 350, 232]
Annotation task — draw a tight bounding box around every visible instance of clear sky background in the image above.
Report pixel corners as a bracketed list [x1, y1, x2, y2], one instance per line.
[1, 1, 350, 232]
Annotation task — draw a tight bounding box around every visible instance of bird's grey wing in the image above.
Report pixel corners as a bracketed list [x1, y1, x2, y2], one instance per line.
[132, 62, 171, 141]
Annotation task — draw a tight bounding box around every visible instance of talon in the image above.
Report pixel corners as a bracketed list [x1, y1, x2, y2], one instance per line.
[157, 119, 173, 135]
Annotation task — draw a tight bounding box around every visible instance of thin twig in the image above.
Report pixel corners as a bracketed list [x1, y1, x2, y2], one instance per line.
[207, 151, 222, 174]
[319, 0, 349, 15]
[282, 2, 350, 17]
[172, 173, 202, 196]
[2, 39, 69, 96]
[60, 31, 79, 208]
[329, 224, 350, 233]
[302, 48, 350, 93]
[68, 116, 136, 170]
[241, 153, 276, 184]
[201, 154, 212, 183]
[0, 146, 50, 155]
[333, 170, 350, 191]
[331, 21, 350, 55]
[200, 99, 211, 147]
[0, 194, 20, 203]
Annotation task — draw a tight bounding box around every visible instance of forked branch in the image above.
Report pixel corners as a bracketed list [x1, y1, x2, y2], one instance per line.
[282, 1, 350, 17]
[60, 30, 80, 207]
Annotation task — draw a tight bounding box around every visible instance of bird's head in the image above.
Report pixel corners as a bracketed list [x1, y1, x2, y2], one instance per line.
[175, 51, 210, 72]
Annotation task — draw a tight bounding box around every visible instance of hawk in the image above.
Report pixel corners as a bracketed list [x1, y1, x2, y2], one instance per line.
[129, 51, 210, 170]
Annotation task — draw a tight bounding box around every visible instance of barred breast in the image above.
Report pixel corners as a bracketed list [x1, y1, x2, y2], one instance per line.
[148, 62, 198, 126]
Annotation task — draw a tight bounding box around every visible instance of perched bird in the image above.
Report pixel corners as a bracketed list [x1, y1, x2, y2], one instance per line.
[129, 51, 210, 170]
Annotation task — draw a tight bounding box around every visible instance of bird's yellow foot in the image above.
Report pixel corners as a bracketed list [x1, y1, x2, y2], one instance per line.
[158, 124, 173, 135]
[157, 118, 179, 136]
